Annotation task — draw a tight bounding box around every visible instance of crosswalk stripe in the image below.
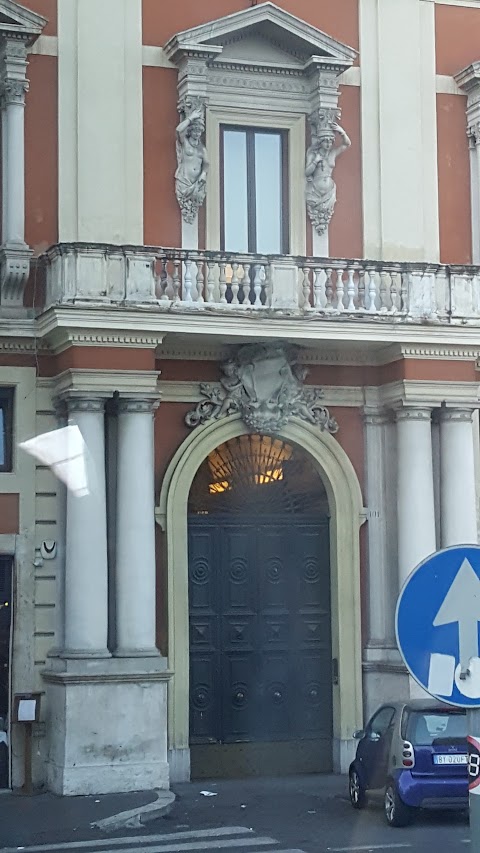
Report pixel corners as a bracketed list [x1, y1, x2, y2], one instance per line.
[0, 827, 255, 853]
[67, 838, 278, 853]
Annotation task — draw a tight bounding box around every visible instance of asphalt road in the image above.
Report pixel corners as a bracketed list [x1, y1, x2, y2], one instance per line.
[0, 775, 472, 853]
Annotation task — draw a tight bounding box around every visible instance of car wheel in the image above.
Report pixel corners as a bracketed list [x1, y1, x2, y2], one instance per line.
[349, 768, 366, 809]
[384, 783, 414, 827]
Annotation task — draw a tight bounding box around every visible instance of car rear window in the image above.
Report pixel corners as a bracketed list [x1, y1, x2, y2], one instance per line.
[405, 710, 467, 745]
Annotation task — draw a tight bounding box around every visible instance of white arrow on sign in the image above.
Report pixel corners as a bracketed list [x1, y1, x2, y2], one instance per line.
[433, 558, 480, 672]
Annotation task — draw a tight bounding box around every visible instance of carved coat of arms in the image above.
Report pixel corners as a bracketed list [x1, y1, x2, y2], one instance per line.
[185, 343, 338, 435]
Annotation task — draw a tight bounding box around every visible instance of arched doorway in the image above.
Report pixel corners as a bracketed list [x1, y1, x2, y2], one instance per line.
[156, 414, 364, 782]
[187, 434, 332, 778]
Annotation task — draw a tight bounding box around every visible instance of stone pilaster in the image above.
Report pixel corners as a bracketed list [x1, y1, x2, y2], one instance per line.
[115, 397, 160, 657]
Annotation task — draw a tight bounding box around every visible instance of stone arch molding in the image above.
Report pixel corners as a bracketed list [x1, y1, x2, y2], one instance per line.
[156, 413, 365, 781]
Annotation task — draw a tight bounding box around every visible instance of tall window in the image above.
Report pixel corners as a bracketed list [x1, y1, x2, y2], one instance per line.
[0, 389, 13, 473]
[220, 126, 289, 254]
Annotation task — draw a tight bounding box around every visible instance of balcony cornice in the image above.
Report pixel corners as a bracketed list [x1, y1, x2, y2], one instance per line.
[34, 304, 480, 355]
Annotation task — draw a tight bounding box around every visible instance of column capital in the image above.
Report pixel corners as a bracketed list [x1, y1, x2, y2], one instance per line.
[0, 35, 29, 109]
[363, 407, 391, 426]
[63, 396, 105, 415]
[117, 396, 160, 415]
[0, 78, 28, 108]
[394, 405, 432, 423]
[438, 406, 475, 424]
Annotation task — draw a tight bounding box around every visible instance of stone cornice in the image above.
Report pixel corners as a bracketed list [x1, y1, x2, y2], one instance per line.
[1, 310, 480, 362]
[157, 341, 480, 365]
[33, 307, 480, 352]
[159, 379, 365, 408]
[42, 669, 173, 685]
[53, 369, 161, 399]
[368, 379, 480, 409]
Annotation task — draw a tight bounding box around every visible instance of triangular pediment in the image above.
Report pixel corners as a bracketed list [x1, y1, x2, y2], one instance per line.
[0, 0, 47, 40]
[220, 31, 306, 69]
[165, 1, 356, 68]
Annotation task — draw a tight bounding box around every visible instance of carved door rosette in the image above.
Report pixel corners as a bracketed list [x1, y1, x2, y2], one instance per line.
[185, 343, 338, 436]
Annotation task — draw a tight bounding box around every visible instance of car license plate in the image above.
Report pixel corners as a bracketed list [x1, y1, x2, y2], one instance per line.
[433, 754, 468, 765]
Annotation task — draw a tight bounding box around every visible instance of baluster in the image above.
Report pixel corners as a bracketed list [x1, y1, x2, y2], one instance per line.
[302, 267, 311, 308]
[195, 259, 204, 303]
[172, 260, 181, 302]
[367, 266, 377, 313]
[390, 271, 398, 313]
[358, 267, 366, 309]
[379, 270, 389, 312]
[336, 267, 345, 311]
[253, 264, 262, 307]
[263, 264, 272, 307]
[240, 263, 250, 304]
[325, 268, 334, 310]
[346, 267, 356, 312]
[400, 271, 409, 312]
[230, 262, 239, 305]
[219, 261, 227, 304]
[313, 267, 325, 310]
[206, 261, 216, 303]
[184, 258, 193, 302]
[156, 256, 169, 301]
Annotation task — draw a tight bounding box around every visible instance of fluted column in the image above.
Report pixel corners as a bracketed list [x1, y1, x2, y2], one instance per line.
[115, 398, 159, 657]
[440, 407, 478, 546]
[396, 406, 436, 584]
[64, 397, 110, 657]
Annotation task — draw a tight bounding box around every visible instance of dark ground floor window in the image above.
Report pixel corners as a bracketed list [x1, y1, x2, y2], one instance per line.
[0, 389, 13, 473]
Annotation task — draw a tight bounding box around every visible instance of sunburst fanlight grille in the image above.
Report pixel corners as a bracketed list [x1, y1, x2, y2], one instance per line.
[189, 434, 328, 516]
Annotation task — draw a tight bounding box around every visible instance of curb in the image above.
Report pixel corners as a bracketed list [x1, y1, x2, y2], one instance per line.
[91, 790, 176, 832]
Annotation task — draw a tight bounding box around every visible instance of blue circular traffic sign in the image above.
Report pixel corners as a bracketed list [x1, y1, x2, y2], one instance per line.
[396, 546, 480, 708]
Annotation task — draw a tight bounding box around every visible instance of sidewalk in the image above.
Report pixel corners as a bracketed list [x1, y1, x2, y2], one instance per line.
[0, 787, 174, 848]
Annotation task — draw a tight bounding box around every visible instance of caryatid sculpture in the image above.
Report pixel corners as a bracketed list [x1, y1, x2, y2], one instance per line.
[305, 110, 351, 236]
[175, 98, 209, 224]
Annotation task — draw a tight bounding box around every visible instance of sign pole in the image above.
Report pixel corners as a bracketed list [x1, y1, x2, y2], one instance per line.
[468, 709, 480, 850]
[22, 721, 33, 796]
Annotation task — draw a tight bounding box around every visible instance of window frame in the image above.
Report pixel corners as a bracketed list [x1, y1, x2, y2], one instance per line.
[219, 124, 290, 255]
[0, 388, 13, 473]
[206, 107, 306, 255]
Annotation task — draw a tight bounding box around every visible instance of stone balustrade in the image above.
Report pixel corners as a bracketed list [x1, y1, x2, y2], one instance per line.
[42, 243, 480, 324]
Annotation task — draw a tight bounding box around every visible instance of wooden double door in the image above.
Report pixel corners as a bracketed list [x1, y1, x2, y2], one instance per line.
[188, 515, 333, 777]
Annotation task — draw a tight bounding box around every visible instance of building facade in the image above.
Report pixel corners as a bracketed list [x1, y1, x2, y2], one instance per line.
[0, 0, 480, 795]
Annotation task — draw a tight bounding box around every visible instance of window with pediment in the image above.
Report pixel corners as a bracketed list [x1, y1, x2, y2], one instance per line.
[164, 2, 356, 257]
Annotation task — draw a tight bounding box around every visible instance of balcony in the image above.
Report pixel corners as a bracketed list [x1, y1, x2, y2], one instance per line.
[42, 243, 480, 326]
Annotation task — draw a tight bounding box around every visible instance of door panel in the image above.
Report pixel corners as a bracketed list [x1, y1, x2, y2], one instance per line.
[189, 525, 220, 743]
[188, 515, 332, 774]
[0, 556, 12, 789]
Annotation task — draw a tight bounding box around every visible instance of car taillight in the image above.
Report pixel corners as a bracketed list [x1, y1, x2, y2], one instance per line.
[402, 740, 415, 768]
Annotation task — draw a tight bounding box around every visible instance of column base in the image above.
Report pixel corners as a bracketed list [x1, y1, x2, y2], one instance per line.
[333, 737, 356, 774]
[363, 653, 409, 720]
[42, 658, 171, 796]
[168, 747, 191, 783]
[61, 648, 112, 659]
[114, 647, 161, 658]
